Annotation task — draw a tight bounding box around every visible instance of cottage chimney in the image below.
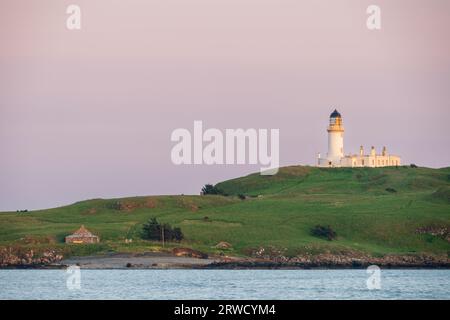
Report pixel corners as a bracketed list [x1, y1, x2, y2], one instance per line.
[360, 146, 364, 156]
[382, 146, 387, 156]
[371, 146, 376, 156]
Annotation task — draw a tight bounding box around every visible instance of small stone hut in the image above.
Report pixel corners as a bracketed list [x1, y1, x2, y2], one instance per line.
[65, 225, 99, 244]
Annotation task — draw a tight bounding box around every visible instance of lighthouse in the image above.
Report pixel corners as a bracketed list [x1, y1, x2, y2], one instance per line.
[326, 109, 344, 165]
[317, 108, 401, 168]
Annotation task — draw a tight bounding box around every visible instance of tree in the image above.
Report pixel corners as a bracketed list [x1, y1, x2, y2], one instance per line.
[142, 218, 161, 240]
[141, 218, 184, 242]
[201, 184, 221, 195]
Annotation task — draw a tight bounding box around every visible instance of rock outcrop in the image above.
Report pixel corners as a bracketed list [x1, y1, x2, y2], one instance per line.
[416, 226, 450, 242]
[0, 247, 63, 268]
[172, 247, 208, 259]
[215, 241, 232, 249]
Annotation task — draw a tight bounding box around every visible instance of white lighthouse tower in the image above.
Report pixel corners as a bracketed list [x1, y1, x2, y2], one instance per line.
[318, 109, 344, 167]
[327, 109, 344, 165]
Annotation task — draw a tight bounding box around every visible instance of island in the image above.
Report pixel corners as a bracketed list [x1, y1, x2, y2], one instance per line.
[1, 165, 449, 269]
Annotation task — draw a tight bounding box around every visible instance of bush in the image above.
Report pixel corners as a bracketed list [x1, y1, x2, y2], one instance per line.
[311, 225, 337, 241]
[385, 187, 397, 193]
[410, 164, 418, 168]
[142, 218, 161, 240]
[173, 227, 184, 241]
[201, 184, 222, 195]
[141, 218, 184, 242]
[238, 194, 246, 200]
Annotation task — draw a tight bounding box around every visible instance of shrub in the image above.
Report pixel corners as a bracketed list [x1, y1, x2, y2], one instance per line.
[385, 187, 397, 193]
[173, 227, 184, 241]
[311, 225, 337, 241]
[238, 194, 246, 200]
[141, 218, 184, 242]
[410, 164, 418, 168]
[201, 184, 222, 195]
[142, 218, 160, 240]
[162, 223, 173, 241]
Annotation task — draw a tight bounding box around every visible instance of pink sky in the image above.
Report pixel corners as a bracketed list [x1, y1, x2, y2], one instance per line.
[1, 0, 449, 210]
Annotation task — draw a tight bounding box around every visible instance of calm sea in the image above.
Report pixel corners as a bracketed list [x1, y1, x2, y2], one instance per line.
[0, 269, 449, 300]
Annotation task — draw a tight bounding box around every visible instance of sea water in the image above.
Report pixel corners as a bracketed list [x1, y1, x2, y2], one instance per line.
[0, 269, 449, 300]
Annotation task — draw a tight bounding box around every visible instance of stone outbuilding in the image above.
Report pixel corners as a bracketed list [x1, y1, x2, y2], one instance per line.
[65, 225, 99, 244]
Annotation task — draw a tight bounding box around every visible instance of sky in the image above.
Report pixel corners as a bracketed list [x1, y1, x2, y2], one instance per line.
[1, 0, 449, 211]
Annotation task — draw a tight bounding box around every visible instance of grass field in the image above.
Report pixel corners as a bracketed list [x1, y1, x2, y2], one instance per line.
[0, 165, 449, 258]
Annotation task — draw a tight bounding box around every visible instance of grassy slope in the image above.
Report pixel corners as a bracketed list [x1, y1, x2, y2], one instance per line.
[0, 166, 449, 257]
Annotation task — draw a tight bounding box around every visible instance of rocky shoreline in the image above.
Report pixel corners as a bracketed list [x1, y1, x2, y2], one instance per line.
[0, 247, 63, 269]
[204, 258, 450, 269]
[1, 246, 449, 269]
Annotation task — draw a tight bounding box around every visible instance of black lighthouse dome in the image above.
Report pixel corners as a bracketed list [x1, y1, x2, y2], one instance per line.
[330, 109, 341, 118]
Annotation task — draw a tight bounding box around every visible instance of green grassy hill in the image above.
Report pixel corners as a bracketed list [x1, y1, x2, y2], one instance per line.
[1, 166, 449, 258]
